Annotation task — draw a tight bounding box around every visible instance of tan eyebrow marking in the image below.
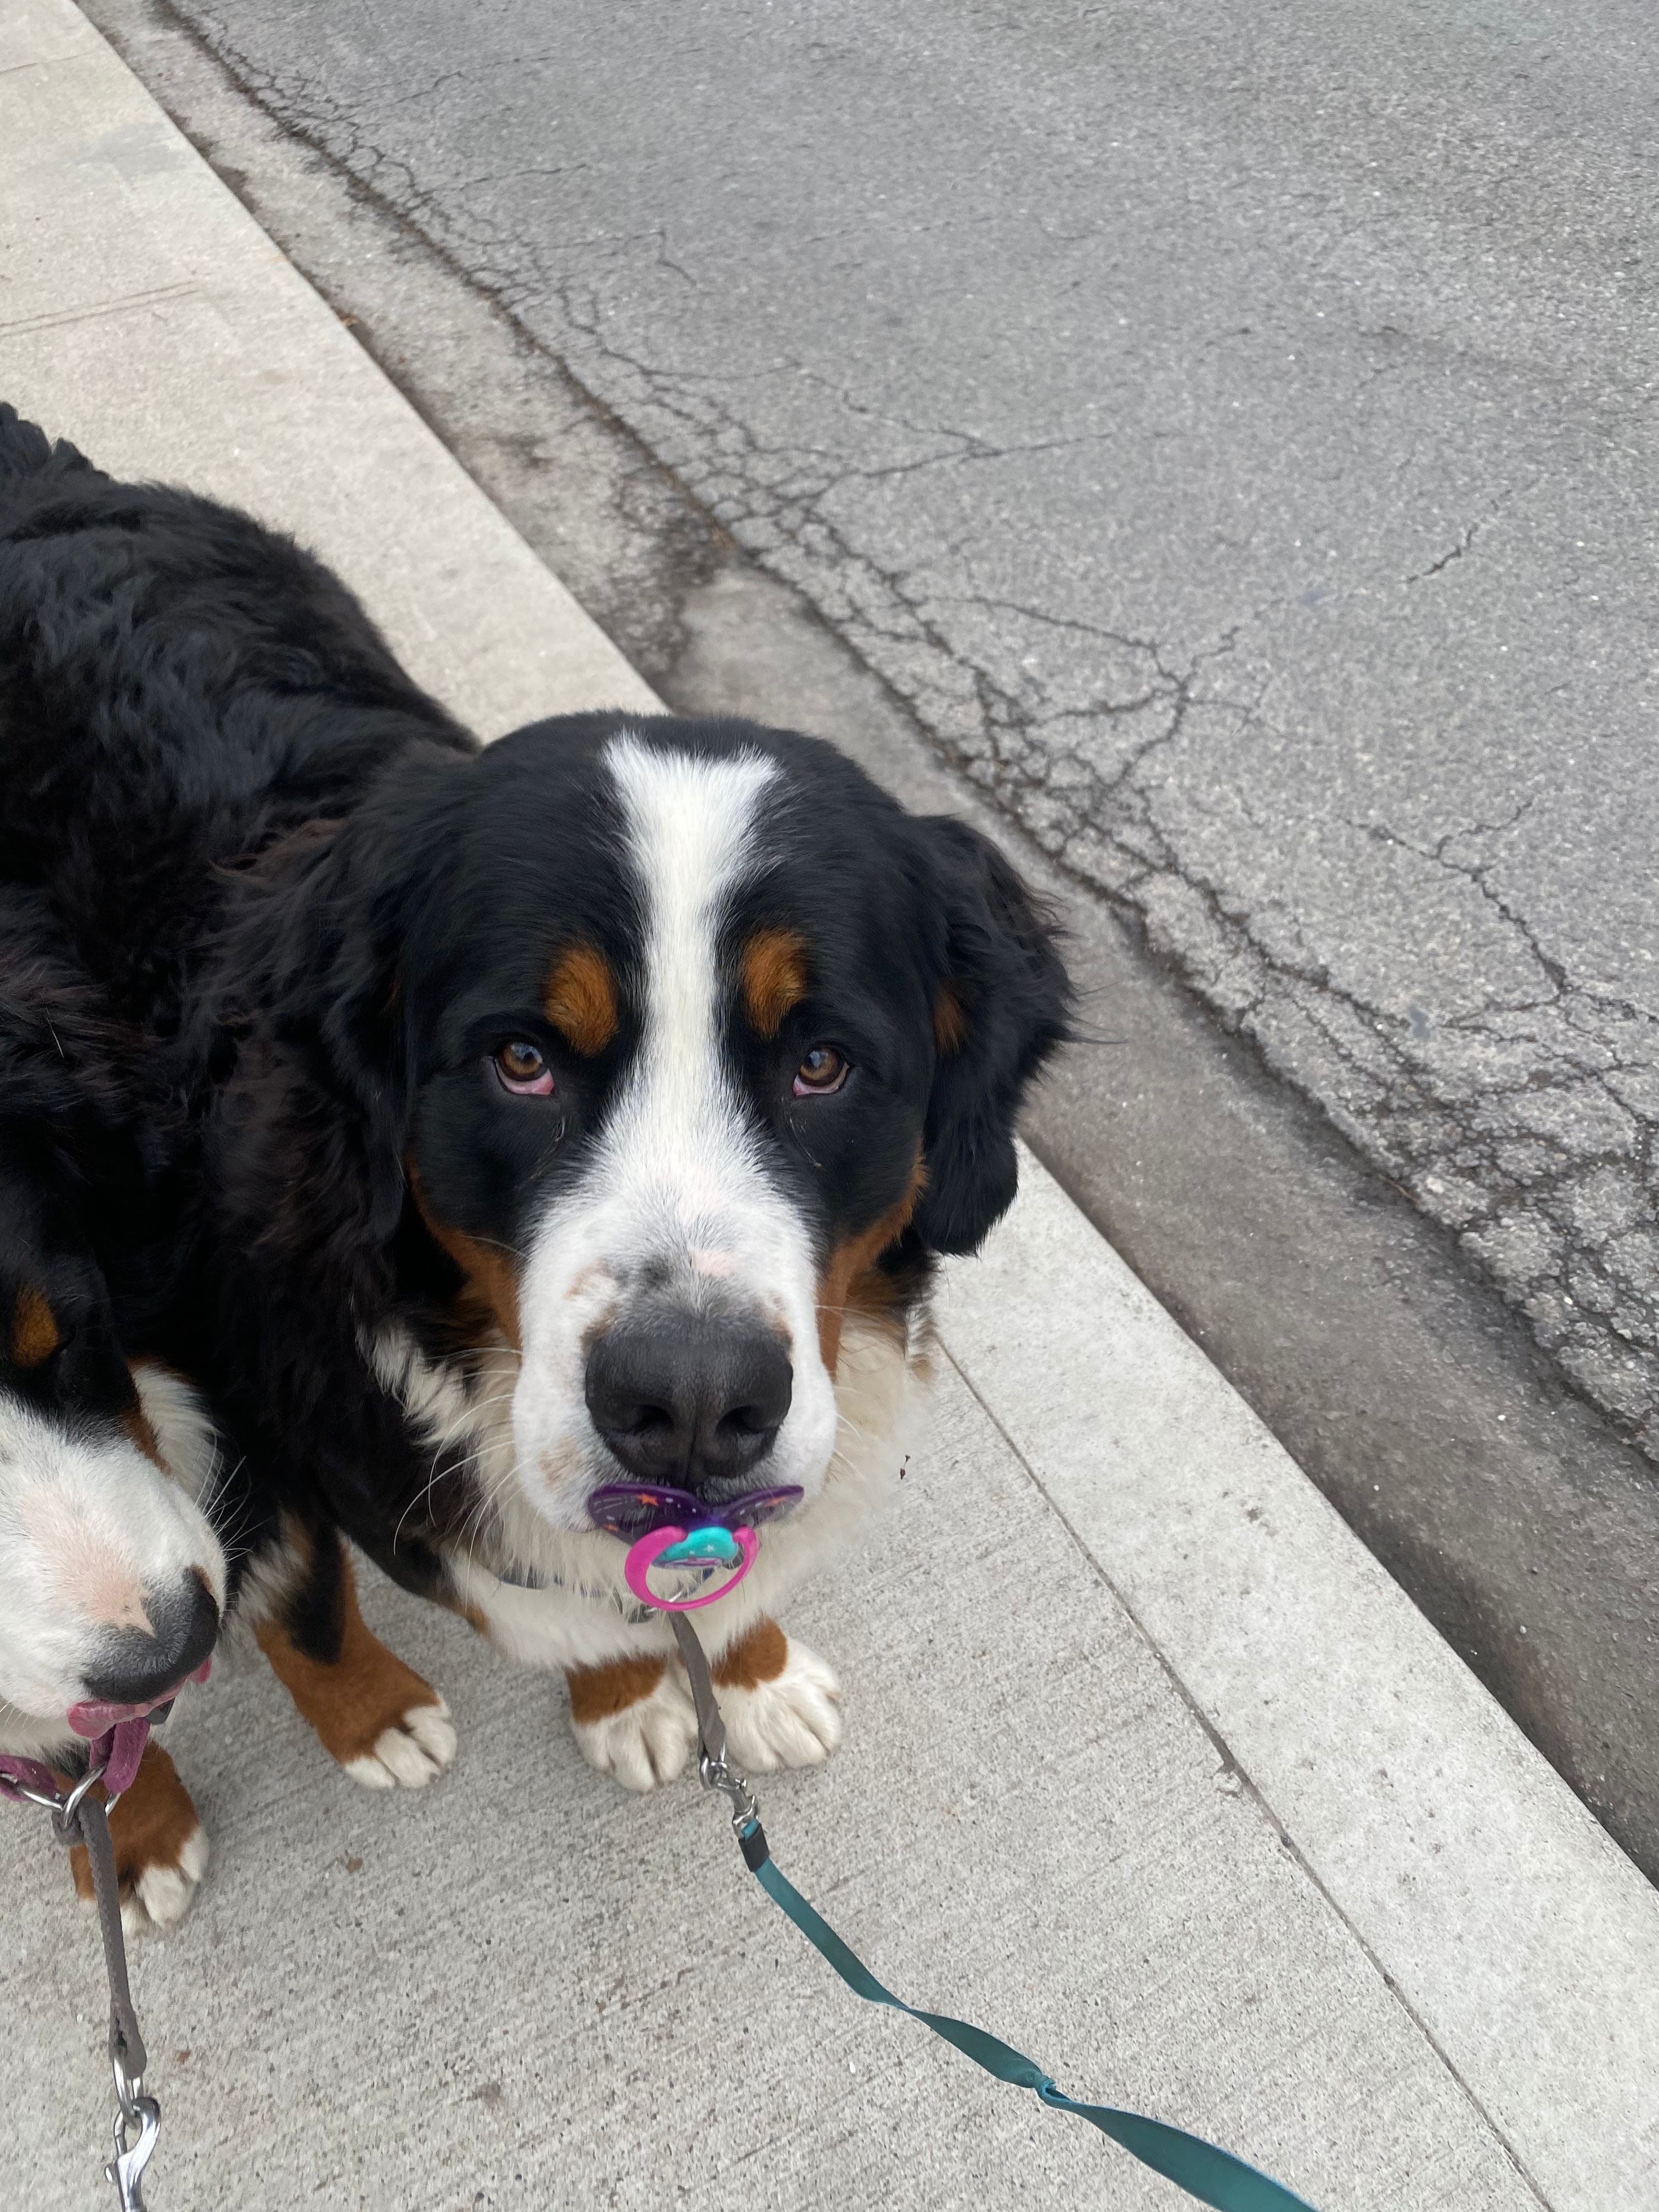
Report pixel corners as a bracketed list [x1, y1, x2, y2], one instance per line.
[741, 928, 810, 1039]
[543, 943, 619, 1057]
[10, 1286, 61, 1368]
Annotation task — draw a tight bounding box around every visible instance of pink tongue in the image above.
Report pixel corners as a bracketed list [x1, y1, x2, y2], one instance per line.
[66, 1657, 213, 1769]
[90, 1717, 150, 1796]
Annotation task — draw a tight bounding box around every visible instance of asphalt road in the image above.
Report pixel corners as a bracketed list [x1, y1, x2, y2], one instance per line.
[157, 0, 1659, 1463]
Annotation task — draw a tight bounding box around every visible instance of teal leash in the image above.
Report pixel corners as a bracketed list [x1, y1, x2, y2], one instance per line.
[670, 1616, 1321, 2212]
[743, 1838, 1317, 2211]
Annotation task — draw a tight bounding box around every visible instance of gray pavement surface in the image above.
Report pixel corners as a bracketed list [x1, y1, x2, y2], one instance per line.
[76, 0, 1659, 1878]
[0, 1361, 1575, 2212]
[126, 0, 1659, 1477]
[5, 12, 1659, 2206]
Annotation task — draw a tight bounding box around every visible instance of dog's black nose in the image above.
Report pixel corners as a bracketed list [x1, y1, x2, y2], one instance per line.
[585, 1314, 794, 1495]
[81, 1570, 219, 1706]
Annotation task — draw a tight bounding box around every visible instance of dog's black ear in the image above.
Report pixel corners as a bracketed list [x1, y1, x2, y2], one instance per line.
[912, 816, 1072, 1256]
[209, 804, 427, 1285]
[311, 816, 425, 1244]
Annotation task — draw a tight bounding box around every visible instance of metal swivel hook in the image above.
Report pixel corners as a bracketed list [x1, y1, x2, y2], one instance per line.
[698, 1746, 759, 1835]
[105, 2089, 160, 2210]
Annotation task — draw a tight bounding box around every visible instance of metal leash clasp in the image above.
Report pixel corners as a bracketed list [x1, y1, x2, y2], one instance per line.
[668, 1613, 761, 1837]
[698, 1746, 758, 1837]
[62, 1759, 118, 1822]
[106, 2064, 160, 2211]
[2, 1757, 112, 1819]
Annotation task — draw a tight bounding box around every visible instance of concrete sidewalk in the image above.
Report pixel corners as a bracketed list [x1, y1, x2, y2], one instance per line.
[2, 4, 1656, 2208]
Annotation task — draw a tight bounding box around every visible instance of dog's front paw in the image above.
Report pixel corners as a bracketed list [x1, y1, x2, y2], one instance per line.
[718, 1633, 844, 1773]
[256, 1545, 458, 1793]
[123, 1823, 210, 1933]
[342, 1696, 456, 1792]
[568, 1658, 698, 1792]
[70, 1741, 210, 1933]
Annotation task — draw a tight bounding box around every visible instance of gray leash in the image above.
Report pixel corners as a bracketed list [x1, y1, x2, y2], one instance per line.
[2, 1760, 161, 2208]
[668, 1614, 759, 1832]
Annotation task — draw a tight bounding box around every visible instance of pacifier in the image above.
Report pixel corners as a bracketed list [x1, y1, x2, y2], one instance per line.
[623, 1522, 760, 1612]
[589, 1481, 803, 1615]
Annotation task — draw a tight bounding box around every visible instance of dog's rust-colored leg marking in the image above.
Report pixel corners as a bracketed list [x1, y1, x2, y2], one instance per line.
[257, 1545, 447, 1773]
[566, 1650, 697, 1791]
[711, 1615, 789, 1691]
[65, 1739, 204, 1920]
[566, 1653, 666, 1725]
[708, 1616, 844, 1774]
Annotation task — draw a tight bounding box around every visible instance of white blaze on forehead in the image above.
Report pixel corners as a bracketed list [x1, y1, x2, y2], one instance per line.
[602, 735, 781, 1227]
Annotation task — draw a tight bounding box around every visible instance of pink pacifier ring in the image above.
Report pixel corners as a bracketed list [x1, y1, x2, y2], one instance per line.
[624, 1525, 758, 1612]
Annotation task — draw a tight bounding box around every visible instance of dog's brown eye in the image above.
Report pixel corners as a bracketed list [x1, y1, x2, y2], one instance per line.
[494, 1041, 555, 1097]
[792, 1046, 848, 1097]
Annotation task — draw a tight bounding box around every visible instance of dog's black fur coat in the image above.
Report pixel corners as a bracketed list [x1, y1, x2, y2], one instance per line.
[0, 404, 1071, 1646]
[0, 884, 167, 1441]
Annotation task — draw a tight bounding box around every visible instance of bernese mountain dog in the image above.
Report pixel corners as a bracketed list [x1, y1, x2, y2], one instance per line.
[0, 405, 1071, 1796]
[0, 876, 458, 1925]
[0, 426, 462, 1925]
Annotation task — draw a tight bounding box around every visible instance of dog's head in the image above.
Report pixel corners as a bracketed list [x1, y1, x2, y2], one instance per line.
[0, 1131, 224, 1746]
[228, 716, 1070, 1546]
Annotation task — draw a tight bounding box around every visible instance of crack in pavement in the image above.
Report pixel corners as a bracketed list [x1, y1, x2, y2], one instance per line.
[1406, 520, 1480, 585]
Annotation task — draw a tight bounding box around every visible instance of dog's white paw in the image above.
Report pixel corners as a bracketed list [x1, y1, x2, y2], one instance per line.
[572, 1669, 699, 1792]
[343, 1696, 456, 1791]
[120, 1822, 210, 1934]
[719, 1639, 844, 1773]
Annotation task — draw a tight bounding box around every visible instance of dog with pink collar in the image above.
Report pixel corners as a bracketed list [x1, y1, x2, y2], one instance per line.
[0, 883, 458, 1926]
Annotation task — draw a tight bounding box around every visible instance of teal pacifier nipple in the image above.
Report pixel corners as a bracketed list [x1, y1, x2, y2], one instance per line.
[656, 1525, 744, 1569]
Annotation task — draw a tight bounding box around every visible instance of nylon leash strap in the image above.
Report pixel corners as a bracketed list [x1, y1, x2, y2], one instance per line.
[59, 1786, 163, 2210]
[669, 1615, 1321, 2212]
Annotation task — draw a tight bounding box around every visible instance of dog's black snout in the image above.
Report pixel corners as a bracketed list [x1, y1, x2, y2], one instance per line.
[585, 1313, 794, 1494]
[81, 1570, 220, 1707]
